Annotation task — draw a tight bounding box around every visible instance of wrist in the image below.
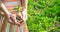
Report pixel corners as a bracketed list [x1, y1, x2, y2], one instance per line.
[6, 12, 11, 17]
[22, 9, 27, 13]
[1, 2, 10, 16]
[22, 8, 27, 11]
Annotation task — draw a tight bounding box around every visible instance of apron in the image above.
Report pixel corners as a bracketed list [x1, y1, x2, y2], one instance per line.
[0, 0, 28, 32]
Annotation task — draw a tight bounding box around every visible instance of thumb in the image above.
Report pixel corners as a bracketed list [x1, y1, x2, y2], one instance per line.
[19, 13, 22, 18]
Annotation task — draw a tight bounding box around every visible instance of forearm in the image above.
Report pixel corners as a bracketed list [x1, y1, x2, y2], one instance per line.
[1, 2, 10, 16]
[21, 0, 28, 15]
[21, 0, 28, 11]
[21, 0, 28, 21]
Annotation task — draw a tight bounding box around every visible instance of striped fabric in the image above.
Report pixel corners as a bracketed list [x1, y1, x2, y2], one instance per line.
[0, 18, 25, 32]
[4, 0, 21, 10]
[4, 1, 20, 8]
[0, 0, 28, 32]
[4, 0, 19, 2]
[0, 14, 29, 32]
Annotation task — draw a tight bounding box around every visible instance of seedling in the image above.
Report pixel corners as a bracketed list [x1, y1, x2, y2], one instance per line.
[13, 6, 23, 22]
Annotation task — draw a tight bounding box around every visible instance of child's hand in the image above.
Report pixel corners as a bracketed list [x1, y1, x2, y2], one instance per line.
[18, 10, 27, 25]
[7, 13, 20, 26]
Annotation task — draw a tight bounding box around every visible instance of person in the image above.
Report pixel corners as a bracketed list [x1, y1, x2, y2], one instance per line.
[0, 0, 28, 32]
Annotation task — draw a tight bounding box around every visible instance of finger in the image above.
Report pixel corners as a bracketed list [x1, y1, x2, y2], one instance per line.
[18, 20, 24, 25]
[8, 16, 13, 23]
[21, 22, 24, 24]
[19, 13, 22, 18]
[17, 20, 21, 26]
[17, 20, 23, 26]
[8, 17, 16, 24]
[10, 15, 20, 25]
[10, 14, 21, 25]
[8, 19, 14, 24]
[14, 18, 20, 26]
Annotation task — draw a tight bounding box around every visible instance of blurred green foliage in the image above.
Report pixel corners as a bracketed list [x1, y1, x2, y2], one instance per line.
[26, 0, 60, 32]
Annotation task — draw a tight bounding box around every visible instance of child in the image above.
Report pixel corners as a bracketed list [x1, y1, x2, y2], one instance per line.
[0, 0, 28, 32]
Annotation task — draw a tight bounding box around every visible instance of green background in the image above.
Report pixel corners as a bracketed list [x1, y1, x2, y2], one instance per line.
[27, 0, 60, 32]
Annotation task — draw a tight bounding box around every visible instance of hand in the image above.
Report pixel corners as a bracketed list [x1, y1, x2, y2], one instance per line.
[7, 13, 20, 26]
[18, 10, 27, 25]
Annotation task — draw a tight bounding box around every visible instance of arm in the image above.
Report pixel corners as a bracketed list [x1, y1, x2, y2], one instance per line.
[21, 0, 29, 32]
[21, 0, 28, 10]
[0, 2, 10, 16]
[0, 1, 20, 26]
[21, 0, 28, 21]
